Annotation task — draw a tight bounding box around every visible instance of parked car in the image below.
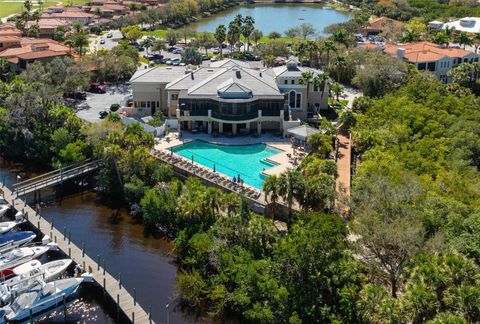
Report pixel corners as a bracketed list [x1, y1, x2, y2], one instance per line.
[171, 58, 182, 66]
[99, 111, 109, 119]
[167, 45, 181, 52]
[89, 83, 107, 93]
[212, 47, 220, 54]
[106, 33, 113, 38]
[165, 59, 173, 65]
[244, 53, 260, 61]
[66, 91, 87, 100]
[221, 43, 228, 48]
[201, 55, 210, 61]
[99, 39, 105, 44]
[172, 48, 184, 54]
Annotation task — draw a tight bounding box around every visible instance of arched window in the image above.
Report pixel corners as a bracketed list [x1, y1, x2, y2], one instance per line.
[289, 90, 296, 108]
[288, 90, 302, 110]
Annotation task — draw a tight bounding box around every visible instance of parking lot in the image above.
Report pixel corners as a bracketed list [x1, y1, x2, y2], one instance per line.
[75, 84, 131, 123]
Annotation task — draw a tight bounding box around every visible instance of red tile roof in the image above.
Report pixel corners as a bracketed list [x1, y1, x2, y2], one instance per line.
[365, 16, 395, 31]
[384, 41, 473, 63]
[0, 38, 72, 64]
[18, 49, 69, 60]
[0, 23, 22, 37]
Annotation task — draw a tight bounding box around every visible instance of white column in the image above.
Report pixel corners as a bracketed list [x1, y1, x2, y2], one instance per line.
[219, 122, 223, 133]
[208, 122, 212, 134]
[257, 110, 262, 135]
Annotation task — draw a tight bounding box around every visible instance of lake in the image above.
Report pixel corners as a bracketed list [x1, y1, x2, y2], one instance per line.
[189, 3, 352, 36]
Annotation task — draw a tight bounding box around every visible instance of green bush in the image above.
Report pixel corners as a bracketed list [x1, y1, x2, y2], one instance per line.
[110, 103, 120, 112]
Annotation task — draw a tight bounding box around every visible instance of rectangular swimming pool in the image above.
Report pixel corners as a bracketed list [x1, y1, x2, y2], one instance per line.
[170, 140, 280, 189]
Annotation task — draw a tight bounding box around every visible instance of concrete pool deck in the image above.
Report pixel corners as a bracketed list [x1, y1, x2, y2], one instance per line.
[154, 132, 302, 178]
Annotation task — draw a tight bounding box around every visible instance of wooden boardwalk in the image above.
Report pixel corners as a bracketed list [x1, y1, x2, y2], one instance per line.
[12, 160, 101, 196]
[0, 184, 153, 324]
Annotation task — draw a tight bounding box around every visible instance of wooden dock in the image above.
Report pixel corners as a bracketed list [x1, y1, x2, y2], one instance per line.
[0, 184, 154, 324]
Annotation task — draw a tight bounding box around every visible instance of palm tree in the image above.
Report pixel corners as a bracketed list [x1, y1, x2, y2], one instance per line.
[23, 0, 32, 22]
[333, 55, 346, 82]
[64, 38, 75, 55]
[330, 82, 344, 102]
[215, 25, 226, 57]
[299, 71, 314, 93]
[278, 170, 304, 217]
[263, 175, 280, 219]
[204, 187, 222, 217]
[227, 21, 241, 52]
[140, 38, 153, 56]
[456, 32, 473, 49]
[222, 193, 240, 217]
[73, 33, 89, 56]
[312, 72, 330, 101]
[251, 29, 262, 47]
[332, 28, 352, 49]
[431, 31, 450, 47]
[321, 39, 337, 68]
[128, 3, 138, 16]
[306, 133, 332, 158]
[242, 16, 255, 52]
[94, 7, 102, 19]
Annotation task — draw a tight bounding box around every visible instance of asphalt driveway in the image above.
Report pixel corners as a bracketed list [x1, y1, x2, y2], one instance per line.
[75, 84, 131, 123]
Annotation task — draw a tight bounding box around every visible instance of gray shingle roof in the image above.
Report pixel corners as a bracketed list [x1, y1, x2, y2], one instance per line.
[130, 66, 187, 84]
[287, 125, 323, 140]
[186, 66, 282, 98]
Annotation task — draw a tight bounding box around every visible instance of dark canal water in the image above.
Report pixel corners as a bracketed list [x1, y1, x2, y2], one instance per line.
[0, 159, 192, 324]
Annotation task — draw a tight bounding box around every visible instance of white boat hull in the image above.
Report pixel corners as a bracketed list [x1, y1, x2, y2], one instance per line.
[4, 278, 83, 322]
[0, 222, 17, 235]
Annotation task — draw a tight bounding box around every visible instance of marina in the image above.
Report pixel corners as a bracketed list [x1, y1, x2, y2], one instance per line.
[0, 184, 153, 323]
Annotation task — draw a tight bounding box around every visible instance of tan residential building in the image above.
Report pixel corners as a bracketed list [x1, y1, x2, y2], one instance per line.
[384, 41, 480, 83]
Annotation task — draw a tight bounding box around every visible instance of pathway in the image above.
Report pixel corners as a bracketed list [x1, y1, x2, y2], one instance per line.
[335, 134, 351, 214]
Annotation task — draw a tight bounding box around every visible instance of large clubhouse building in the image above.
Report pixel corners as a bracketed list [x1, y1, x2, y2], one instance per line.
[129, 59, 328, 135]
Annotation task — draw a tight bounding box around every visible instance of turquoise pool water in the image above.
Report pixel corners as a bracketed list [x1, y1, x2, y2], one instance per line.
[170, 141, 280, 189]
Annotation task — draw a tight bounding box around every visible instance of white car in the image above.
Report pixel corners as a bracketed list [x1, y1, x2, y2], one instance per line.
[172, 48, 184, 54]
[212, 47, 220, 54]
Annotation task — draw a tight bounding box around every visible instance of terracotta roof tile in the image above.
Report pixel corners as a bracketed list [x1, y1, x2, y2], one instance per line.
[384, 41, 473, 63]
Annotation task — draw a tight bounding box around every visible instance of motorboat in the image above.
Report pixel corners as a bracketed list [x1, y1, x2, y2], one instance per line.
[0, 277, 84, 323]
[0, 222, 19, 235]
[0, 246, 50, 277]
[14, 259, 72, 281]
[0, 231, 36, 251]
[0, 259, 73, 304]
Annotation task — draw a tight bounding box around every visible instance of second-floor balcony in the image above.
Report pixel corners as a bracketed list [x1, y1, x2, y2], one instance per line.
[211, 111, 259, 121]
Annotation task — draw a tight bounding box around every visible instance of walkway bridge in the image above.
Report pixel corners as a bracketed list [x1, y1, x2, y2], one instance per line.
[12, 159, 102, 196]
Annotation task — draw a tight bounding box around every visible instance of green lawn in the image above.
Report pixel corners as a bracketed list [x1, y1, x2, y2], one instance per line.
[0, 0, 88, 18]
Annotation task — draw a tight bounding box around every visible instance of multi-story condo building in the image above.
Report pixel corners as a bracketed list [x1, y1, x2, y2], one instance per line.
[384, 42, 480, 83]
[129, 59, 329, 135]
